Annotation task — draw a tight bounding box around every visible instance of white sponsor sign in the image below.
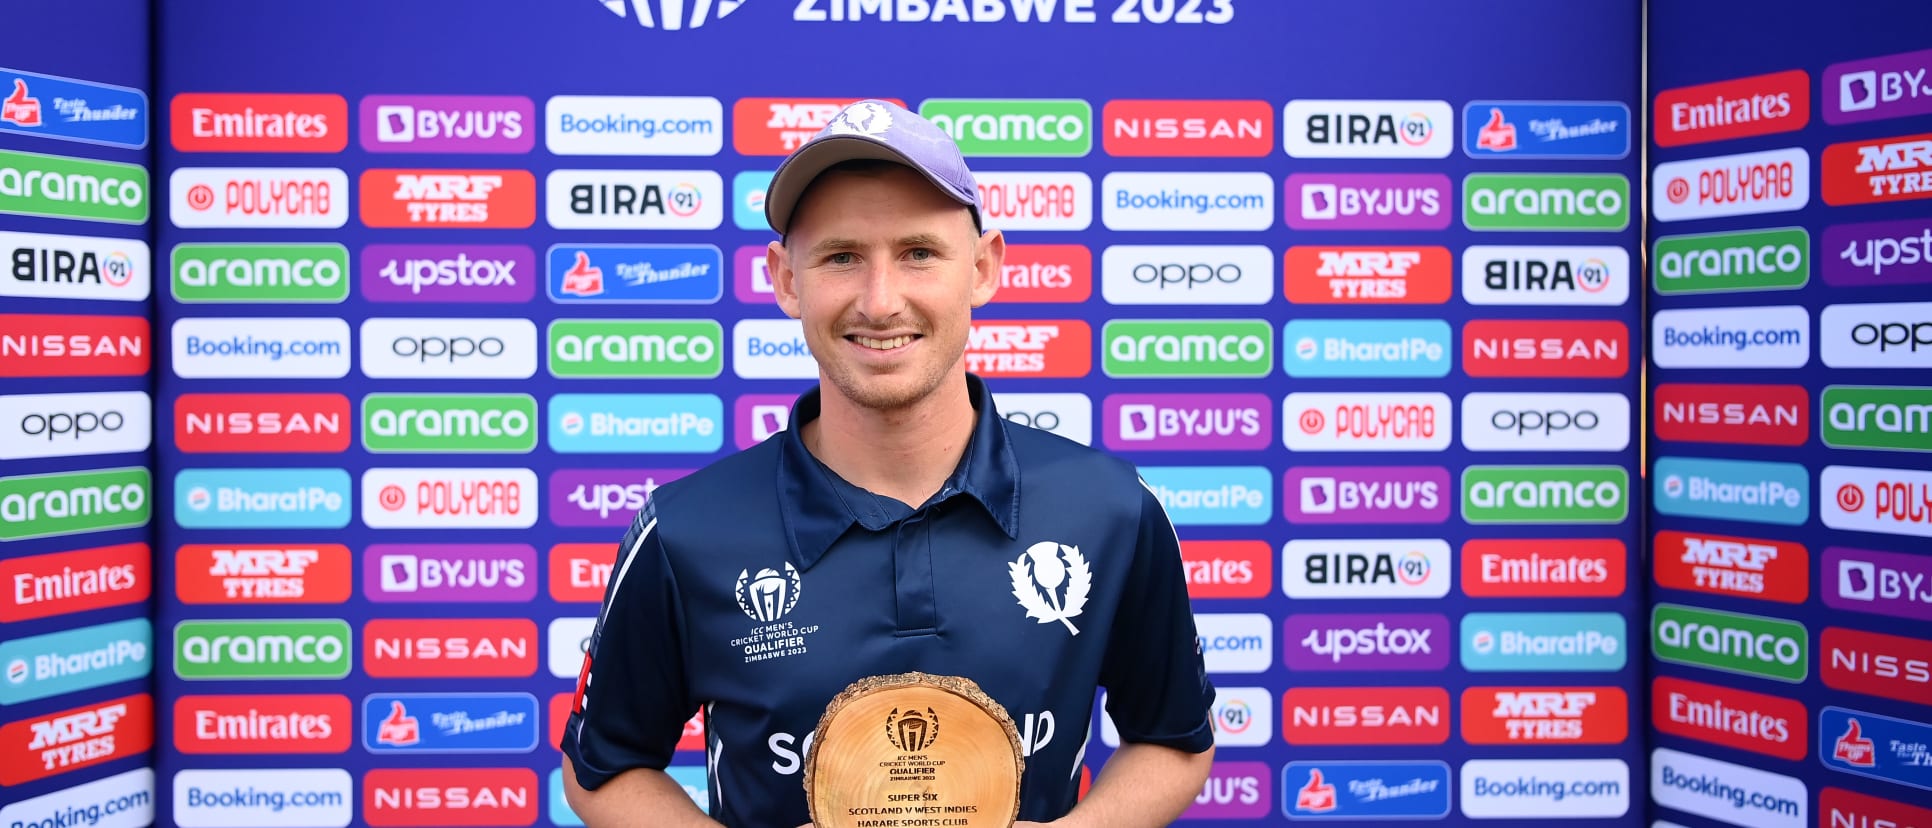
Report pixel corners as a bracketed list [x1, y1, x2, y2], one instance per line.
[547, 616, 597, 679]
[169, 167, 349, 229]
[1283, 99, 1455, 158]
[1461, 245, 1630, 306]
[1283, 540, 1452, 599]
[545, 95, 724, 156]
[1461, 758, 1631, 819]
[361, 467, 539, 529]
[1822, 464, 1932, 539]
[993, 392, 1092, 446]
[1282, 392, 1453, 452]
[1652, 147, 1809, 222]
[174, 768, 353, 828]
[0, 391, 153, 460]
[1100, 172, 1273, 231]
[1821, 301, 1932, 368]
[545, 169, 724, 230]
[1460, 392, 1632, 452]
[974, 171, 1092, 231]
[1650, 305, 1811, 369]
[1193, 612, 1272, 673]
[1100, 245, 1273, 305]
[1101, 686, 1271, 749]
[1649, 748, 1805, 828]
[0, 230, 151, 302]
[1, 768, 154, 828]
[171, 317, 351, 379]
[358, 317, 538, 379]
[732, 318, 817, 379]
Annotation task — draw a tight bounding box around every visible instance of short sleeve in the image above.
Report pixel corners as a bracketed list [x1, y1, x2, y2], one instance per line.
[1097, 480, 1216, 753]
[563, 502, 697, 788]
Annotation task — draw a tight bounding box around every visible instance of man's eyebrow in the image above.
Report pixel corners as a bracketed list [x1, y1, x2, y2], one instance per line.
[807, 237, 863, 255]
[896, 233, 949, 250]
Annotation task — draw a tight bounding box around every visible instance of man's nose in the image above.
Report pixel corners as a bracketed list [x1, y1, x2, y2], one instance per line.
[853, 260, 908, 321]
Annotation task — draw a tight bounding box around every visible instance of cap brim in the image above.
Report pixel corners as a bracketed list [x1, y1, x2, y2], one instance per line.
[764, 134, 977, 236]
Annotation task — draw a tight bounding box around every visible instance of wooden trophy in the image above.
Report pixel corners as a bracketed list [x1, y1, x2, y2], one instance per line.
[804, 672, 1024, 828]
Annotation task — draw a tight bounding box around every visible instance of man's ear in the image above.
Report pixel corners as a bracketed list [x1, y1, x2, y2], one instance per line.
[767, 240, 803, 320]
[969, 228, 1004, 309]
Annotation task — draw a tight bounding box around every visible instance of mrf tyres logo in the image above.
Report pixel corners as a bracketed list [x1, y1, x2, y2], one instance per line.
[1461, 466, 1627, 524]
[0, 693, 152, 786]
[1653, 603, 1807, 683]
[174, 619, 352, 680]
[1102, 319, 1271, 378]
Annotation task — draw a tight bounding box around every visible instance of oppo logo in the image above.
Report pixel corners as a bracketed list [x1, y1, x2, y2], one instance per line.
[0, 392, 152, 461]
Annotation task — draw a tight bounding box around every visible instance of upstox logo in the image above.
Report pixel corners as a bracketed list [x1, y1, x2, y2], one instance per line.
[1653, 603, 1808, 683]
[0, 467, 150, 541]
[1653, 228, 1809, 294]
[920, 99, 1091, 156]
[172, 243, 350, 303]
[174, 618, 353, 680]
[1822, 385, 1932, 451]
[1462, 173, 1629, 231]
[547, 319, 723, 378]
[1102, 319, 1271, 378]
[363, 394, 538, 454]
[1461, 466, 1627, 524]
[1654, 456, 1810, 526]
[0, 149, 147, 224]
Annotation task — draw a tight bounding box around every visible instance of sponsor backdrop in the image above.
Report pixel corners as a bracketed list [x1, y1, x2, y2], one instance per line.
[1646, 2, 1932, 828]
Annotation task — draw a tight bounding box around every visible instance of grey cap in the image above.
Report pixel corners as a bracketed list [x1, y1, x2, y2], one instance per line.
[763, 99, 982, 236]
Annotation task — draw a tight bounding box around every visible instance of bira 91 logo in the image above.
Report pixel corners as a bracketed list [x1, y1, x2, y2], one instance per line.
[2, 229, 152, 303]
[1823, 626, 1932, 705]
[1460, 245, 1629, 306]
[169, 93, 347, 152]
[173, 693, 352, 754]
[546, 169, 725, 230]
[1102, 100, 1272, 157]
[1283, 173, 1451, 231]
[1283, 99, 1454, 159]
[0, 314, 149, 377]
[1653, 530, 1808, 604]
[174, 392, 350, 454]
[1282, 613, 1450, 672]
[364, 767, 538, 828]
[1282, 686, 1449, 745]
[1825, 545, 1932, 624]
[1462, 319, 1628, 378]
[1461, 686, 1628, 745]
[1283, 467, 1449, 525]
[0, 693, 152, 785]
[365, 544, 536, 604]
[1653, 70, 1810, 147]
[1821, 464, 1932, 539]
[1460, 539, 1625, 599]
[1652, 383, 1807, 446]
[731, 97, 906, 155]
[361, 169, 536, 228]
[1283, 540, 1450, 599]
[364, 618, 537, 679]
[0, 542, 149, 622]
[169, 167, 347, 229]
[1281, 392, 1451, 452]
[1181, 540, 1270, 600]
[1653, 146, 1809, 221]
[1651, 675, 1806, 761]
[1282, 245, 1452, 304]
[360, 467, 538, 530]
[966, 320, 1091, 378]
[548, 543, 616, 603]
[175, 544, 353, 605]
[993, 244, 1090, 303]
[1825, 130, 1932, 207]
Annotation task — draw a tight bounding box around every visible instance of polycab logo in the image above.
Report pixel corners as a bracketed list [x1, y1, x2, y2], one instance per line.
[0, 390, 153, 461]
[364, 618, 537, 679]
[175, 544, 352, 605]
[967, 320, 1091, 378]
[0, 618, 150, 706]
[1822, 464, 1932, 539]
[1460, 539, 1625, 599]
[1652, 675, 1806, 761]
[1653, 530, 1808, 604]
[1181, 540, 1271, 600]
[1652, 146, 1809, 221]
[1463, 101, 1631, 159]
[1101, 244, 1272, 305]
[731, 97, 906, 155]
[364, 767, 538, 828]
[544, 95, 721, 156]
[1824, 218, 1932, 288]
[1283, 172, 1451, 230]
[362, 94, 533, 153]
[1283, 539, 1451, 599]
[1281, 613, 1450, 672]
[1461, 612, 1627, 673]
[174, 393, 350, 454]
[1822, 626, 1932, 705]
[1460, 392, 1632, 453]
[977, 171, 1093, 231]
[173, 693, 352, 754]
[361, 169, 535, 228]
[1281, 392, 1451, 452]
[1822, 787, 1932, 828]
[1652, 383, 1807, 446]
[1282, 467, 1450, 525]
[1824, 131, 1932, 207]
[549, 468, 691, 528]
[993, 244, 1090, 303]
[170, 93, 348, 152]
[1826, 545, 1932, 624]
[170, 167, 347, 228]
[1282, 686, 1450, 745]
[1462, 319, 1628, 378]
[1461, 686, 1627, 745]
[1821, 301, 1932, 369]
[1101, 393, 1269, 451]
[0, 542, 149, 622]
[360, 317, 539, 380]
[1282, 245, 1452, 304]
[733, 393, 796, 449]
[362, 244, 536, 303]
[1653, 70, 1810, 147]
[1183, 761, 1270, 819]
[546, 169, 724, 230]
[548, 543, 616, 603]
[365, 544, 537, 604]
[361, 467, 538, 530]
[1283, 99, 1453, 158]
[0, 693, 152, 786]
[1, 229, 151, 303]
[1101, 99, 1272, 157]
[0, 314, 149, 377]
[1460, 245, 1629, 306]
[1828, 47, 1932, 124]
[994, 392, 1093, 446]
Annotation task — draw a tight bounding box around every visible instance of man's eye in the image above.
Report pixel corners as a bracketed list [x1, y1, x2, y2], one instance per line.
[908, 249, 934, 261]
[828, 252, 855, 265]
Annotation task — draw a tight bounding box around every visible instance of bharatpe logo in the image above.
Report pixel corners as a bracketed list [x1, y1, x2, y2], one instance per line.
[1653, 603, 1808, 683]
[1825, 218, 1932, 288]
[172, 243, 349, 303]
[174, 618, 353, 680]
[0, 618, 150, 705]
[547, 319, 723, 378]
[1462, 173, 1629, 231]
[174, 468, 351, 530]
[363, 394, 538, 454]
[0, 149, 147, 224]
[1138, 466, 1270, 526]
[1102, 319, 1271, 378]
[547, 393, 722, 454]
[1461, 612, 1626, 672]
[0, 466, 150, 541]
[1461, 466, 1627, 524]
[362, 244, 535, 303]
[547, 244, 722, 303]
[1654, 227, 1810, 294]
[546, 169, 723, 230]
[1, 229, 151, 304]
[921, 99, 1091, 157]
[1282, 318, 1451, 378]
[1654, 456, 1809, 525]
[1822, 385, 1932, 452]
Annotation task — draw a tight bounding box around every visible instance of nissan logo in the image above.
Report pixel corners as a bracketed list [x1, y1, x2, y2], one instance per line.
[1004, 410, 1061, 430]
[1851, 321, 1932, 352]
[1131, 262, 1241, 289]
[1491, 409, 1600, 435]
[20, 410, 125, 440]
[391, 335, 506, 362]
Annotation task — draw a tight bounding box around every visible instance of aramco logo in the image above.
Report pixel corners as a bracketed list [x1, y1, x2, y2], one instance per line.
[590, 0, 749, 30]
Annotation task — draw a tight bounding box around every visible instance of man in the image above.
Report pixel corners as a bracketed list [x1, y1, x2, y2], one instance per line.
[562, 99, 1215, 828]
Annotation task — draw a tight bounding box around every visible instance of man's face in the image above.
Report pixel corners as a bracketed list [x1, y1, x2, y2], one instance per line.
[768, 164, 1002, 413]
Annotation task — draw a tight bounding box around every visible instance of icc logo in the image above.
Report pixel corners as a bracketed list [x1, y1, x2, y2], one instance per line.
[590, 0, 749, 30]
[886, 707, 940, 753]
[735, 562, 802, 622]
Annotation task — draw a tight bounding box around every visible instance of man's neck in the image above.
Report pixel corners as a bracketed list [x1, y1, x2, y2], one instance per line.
[802, 375, 978, 509]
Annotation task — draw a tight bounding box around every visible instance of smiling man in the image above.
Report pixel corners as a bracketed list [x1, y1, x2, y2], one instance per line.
[561, 99, 1215, 828]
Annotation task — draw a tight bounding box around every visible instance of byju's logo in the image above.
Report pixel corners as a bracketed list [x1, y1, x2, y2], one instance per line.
[361, 244, 535, 303]
[1283, 761, 1451, 820]
[1181, 760, 1270, 819]
[547, 245, 722, 303]
[366, 544, 535, 604]
[547, 394, 722, 454]
[1282, 467, 1449, 525]
[1283, 613, 1450, 672]
[549, 468, 690, 528]
[1825, 545, 1932, 623]
[733, 394, 797, 449]
[1827, 47, 1932, 124]
[1654, 456, 1809, 525]
[362, 95, 533, 153]
[1138, 466, 1270, 526]
[174, 468, 350, 529]
[1101, 393, 1269, 452]
[1653, 603, 1808, 683]
[1463, 101, 1630, 159]
[1462, 613, 1625, 672]
[1282, 318, 1451, 378]
[1283, 173, 1451, 230]
[363, 693, 540, 753]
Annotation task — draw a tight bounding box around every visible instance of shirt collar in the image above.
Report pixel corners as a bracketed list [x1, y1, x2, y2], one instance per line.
[777, 374, 1021, 571]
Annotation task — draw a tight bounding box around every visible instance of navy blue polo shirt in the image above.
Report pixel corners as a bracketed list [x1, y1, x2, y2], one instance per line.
[564, 375, 1214, 827]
